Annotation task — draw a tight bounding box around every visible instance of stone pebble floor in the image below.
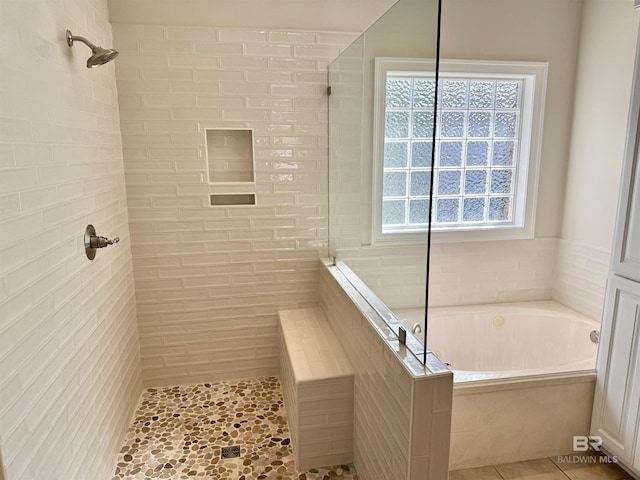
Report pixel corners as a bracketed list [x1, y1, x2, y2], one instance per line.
[111, 377, 358, 480]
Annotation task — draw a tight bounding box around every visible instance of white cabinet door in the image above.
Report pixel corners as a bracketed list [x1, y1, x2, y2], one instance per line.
[591, 275, 640, 470]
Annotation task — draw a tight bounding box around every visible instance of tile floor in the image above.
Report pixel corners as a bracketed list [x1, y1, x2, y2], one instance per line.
[111, 377, 357, 480]
[112, 376, 635, 480]
[450, 456, 634, 480]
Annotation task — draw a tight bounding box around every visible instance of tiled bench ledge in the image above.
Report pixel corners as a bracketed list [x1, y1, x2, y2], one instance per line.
[278, 307, 354, 470]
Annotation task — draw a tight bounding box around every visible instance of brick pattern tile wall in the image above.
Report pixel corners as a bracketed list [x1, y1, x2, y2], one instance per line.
[319, 262, 453, 480]
[0, 1, 142, 479]
[339, 238, 557, 310]
[552, 239, 610, 321]
[111, 24, 358, 386]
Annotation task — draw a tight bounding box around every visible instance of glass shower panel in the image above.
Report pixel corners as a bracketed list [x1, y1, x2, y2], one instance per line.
[328, 0, 441, 361]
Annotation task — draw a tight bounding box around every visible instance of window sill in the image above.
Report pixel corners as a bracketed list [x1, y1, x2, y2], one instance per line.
[373, 223, 535, 245]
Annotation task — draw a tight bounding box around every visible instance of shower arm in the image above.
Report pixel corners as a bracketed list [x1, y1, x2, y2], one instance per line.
[66, 31, 98, 51]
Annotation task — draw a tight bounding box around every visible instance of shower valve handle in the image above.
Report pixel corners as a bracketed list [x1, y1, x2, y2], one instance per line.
[84, 224, 119, 260]
[92, 235, 119, 248]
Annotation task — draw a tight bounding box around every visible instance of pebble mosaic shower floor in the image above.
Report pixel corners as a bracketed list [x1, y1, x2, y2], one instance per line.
[111, 377, 358, 480]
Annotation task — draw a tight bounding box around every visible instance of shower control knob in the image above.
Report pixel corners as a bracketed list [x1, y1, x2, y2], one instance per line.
[93, 235, 119, 248]
[84, 224, 119, 260]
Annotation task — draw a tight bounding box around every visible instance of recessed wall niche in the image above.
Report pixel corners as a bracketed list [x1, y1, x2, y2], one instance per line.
[205, 128, 256, 206]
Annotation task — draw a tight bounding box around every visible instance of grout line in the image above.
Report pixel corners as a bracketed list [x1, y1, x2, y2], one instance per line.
[547, 457, 571, 480]
[544, 456, 572, 480]
[545, 456, 572, 480]
[491, 465, 506, 480]
[489, 459, 573, 480]
[453, 453, 635, 480]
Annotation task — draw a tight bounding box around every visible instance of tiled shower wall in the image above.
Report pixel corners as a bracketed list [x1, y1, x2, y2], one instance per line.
[112, 24, 358, 386]
[0, 0, 141, 479]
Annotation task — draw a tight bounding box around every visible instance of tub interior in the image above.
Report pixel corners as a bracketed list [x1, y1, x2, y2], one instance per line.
[395, 300, 599, 378]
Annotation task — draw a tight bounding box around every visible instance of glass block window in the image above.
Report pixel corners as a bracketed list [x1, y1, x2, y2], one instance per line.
[373, 58, 546, 243]
[382, 75, 523, 231]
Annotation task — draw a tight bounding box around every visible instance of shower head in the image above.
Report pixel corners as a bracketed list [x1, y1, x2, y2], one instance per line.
[66, 30, 119, 68]
[86, 47, 119, 68]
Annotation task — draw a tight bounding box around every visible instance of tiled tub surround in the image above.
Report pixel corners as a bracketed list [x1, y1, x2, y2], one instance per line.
[451, 376, 596, 470]
[552, 239, 611, 323]
[337, 236, 610, 332]
[111, 377, 359, 480]
[112, 24, 359, 387]
[341, 265, 600, 470]
[319, 260, 454, 480]
[334, 238, 557, 311]
[278, 308, 354, 470]
[0, 0, 142, 478]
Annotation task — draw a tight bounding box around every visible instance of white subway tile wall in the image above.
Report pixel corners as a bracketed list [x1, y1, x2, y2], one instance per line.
[319, 262, 453, 480]
[552, 239, 610, 321]
[430, 238, 558, 306]
[0, 1, 142, 479]
[112, 24, 358, 386]
[337, 238, 557, 310]
[328, 36, 365, 256]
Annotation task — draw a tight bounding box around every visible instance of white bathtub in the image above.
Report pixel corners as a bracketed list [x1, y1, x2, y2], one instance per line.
[335, 260, 601, 467]
[396, 300, 600, 382]
[396, 300, 600, 468]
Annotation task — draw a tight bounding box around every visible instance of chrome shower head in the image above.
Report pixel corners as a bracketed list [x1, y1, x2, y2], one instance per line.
[66, 30, 119, 68]
[86, 47, 119, 68]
